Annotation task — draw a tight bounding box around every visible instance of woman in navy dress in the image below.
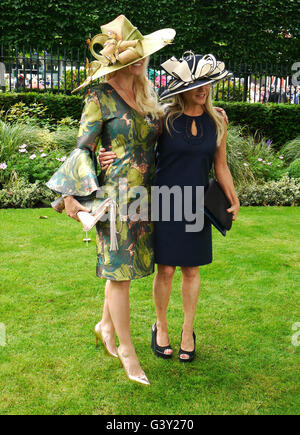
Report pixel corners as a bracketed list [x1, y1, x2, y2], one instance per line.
[99, 53, 240, 363]
[152, 53, 240, 362]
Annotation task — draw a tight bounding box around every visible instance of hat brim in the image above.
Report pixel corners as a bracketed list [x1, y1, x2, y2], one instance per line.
[73, 28, 176, 93]
[159, 72, 232, 101]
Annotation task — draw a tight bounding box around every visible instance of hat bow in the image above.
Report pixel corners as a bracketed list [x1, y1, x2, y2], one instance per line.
[161, 52, 227, 91]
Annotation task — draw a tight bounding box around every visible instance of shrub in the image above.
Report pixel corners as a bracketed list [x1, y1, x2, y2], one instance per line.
[0, 120, 77, 167]
[287, 158, 300, 179]
[0, 92, 83, 124]
[237, 176, 300, 206]
[280, 136, 300, 164]
[213, 101, 300, 149]
[0, 147, 68, 187]
[0, 176, 55, 208]
[0, 92, 299, 148]
[0, 120, 48, 162]
[4, 101, 50, 125]
[214, 125, 288, 186]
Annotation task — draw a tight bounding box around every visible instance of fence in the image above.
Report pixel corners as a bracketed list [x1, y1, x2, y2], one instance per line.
[0, 45, 299, 104]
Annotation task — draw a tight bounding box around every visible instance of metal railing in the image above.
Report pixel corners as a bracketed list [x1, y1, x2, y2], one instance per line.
[0, 45, 299, 104]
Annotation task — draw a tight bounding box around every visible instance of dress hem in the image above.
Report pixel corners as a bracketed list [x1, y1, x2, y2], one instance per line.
[96, 269, 155, 281]
[154, 260, 212, 267]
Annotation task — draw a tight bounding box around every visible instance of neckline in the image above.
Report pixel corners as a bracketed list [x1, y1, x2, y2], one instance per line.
[183, 112, 206, 118]
[105, 82, 147, 119]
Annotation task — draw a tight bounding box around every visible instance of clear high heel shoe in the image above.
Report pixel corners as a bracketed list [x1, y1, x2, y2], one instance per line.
[94, 322, 118, 359]
[117, 348, 150, 386]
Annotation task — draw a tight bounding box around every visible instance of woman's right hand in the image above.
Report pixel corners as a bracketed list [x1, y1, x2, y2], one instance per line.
[64, 196, 91, 222]
[98, 148, 117, 171]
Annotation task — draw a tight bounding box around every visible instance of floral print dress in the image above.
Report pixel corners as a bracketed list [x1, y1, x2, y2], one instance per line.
[46, 83, 160, 281]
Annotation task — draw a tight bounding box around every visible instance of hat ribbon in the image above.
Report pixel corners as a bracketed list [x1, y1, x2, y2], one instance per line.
[84, 32, 144, 79]
[162, 52, 227, 91]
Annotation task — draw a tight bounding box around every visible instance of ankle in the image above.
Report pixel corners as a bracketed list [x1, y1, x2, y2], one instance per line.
[156, 320, 168, 333]
[118, 344, 135, 358]
[182, 325, 194, 336]
[100, 320, 115, 334]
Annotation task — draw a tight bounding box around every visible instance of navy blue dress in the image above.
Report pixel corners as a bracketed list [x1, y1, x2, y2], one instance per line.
[154, 112, 217, 267]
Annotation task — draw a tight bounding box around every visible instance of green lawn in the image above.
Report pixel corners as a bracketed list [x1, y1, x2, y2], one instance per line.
[0, 207, 299, 415]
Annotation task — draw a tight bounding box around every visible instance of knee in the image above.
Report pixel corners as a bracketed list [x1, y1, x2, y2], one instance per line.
[181, 267, 200, 280]
[157, 265, 176, 281]
[107, 279, 131, 291]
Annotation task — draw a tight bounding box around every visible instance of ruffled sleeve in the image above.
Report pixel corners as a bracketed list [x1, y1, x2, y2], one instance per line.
[46, 90, 103, 197]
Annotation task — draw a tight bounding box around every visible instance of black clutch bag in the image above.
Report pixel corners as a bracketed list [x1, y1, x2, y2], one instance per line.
[204, 178, 233, 236]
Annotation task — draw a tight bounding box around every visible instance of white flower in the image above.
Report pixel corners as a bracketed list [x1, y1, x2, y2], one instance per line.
[19, 144, 27, 149]
[40, 153, 47, 158]
[56, 156, 66, 162]
[0, 163, 7, 170]
[29, 154, 36, 160]
[267, 162, 272, 166]
[243, 163, 249, 167]
[279, 155, 284, 159]
[257, 158, 263, 162]
[19, 148, 28, 153]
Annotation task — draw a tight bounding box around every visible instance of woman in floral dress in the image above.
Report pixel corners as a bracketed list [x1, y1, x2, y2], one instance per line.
[47, 15, 175, 385]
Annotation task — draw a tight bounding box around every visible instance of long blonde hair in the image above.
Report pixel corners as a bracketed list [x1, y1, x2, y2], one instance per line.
[164, 87, 225, 146]
[105, 57, 164, 120]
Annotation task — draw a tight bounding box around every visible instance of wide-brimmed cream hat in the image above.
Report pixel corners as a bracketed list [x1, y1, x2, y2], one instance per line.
[72, 15, 176, 93]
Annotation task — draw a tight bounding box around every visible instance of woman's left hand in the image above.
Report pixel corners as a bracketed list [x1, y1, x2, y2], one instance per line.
[226, 201, 240, 221]
[214, 107, 228, 124]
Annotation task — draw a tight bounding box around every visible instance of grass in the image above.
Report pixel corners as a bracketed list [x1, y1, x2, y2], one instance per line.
[0, 207, 299, 415]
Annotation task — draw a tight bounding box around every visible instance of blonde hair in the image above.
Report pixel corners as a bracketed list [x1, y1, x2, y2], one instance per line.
[164, 87, 225, 146]
[105, 57, 164, 120]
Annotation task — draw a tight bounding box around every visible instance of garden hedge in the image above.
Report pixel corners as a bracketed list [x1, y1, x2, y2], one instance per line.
[1, 92, 299, 148]
[0, 92, 83, 122]
[213, 101, 300, 148]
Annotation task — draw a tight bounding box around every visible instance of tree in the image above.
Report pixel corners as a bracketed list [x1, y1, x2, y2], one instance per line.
[0, 0, 299, 64]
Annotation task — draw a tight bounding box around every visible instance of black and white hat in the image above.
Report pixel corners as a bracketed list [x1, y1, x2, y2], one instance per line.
[159, 51, 232, 100]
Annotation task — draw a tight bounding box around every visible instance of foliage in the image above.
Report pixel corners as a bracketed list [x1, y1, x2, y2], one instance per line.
[0, 120, 77, 185]
[0, 147, 68, 187]
[0, 119, 46, 162]
[1, 93, 300, 148]
[237, 175, 300, 206]
[60, 69, 87, 93]
[213, 101, 300, 148]
[222, 125, 289, 186]
[0, 176, 55, 208]
[0, 92, 83, 124]
[287, 158, 300, 179]
[4, 102, 51, 125]
[214, 81, 248, 102]
[0, 0, 299, 64]
[280, 136, 300, 163]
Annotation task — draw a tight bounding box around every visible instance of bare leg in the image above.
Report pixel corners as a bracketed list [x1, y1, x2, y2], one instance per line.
[99, 281, 117, 355]
[107, 279, 146, 378]
[180, 266, 201, 359]
[153, 265, 176, 354]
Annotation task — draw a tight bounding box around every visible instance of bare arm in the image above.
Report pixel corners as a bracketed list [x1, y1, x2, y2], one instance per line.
[213, 121, 240, 221]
